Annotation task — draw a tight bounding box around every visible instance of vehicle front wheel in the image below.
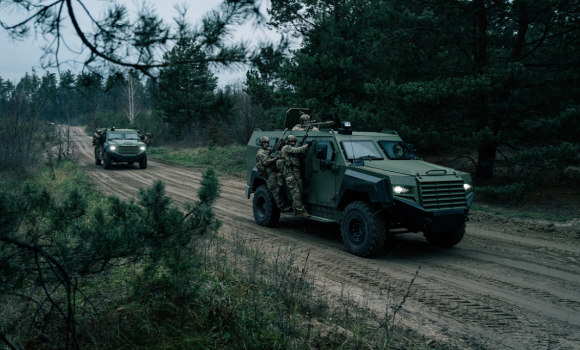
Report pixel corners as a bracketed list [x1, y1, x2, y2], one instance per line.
[424, 223, 466, 248]
[139, 154, 147, 169]
[94, 148, 101, 165]
[102, 152, 112, 169]
[340, 201, 387, 258]
[253, 185, 280, 227]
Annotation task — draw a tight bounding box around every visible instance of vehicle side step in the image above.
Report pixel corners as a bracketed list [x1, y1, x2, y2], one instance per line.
[308, 216, 336, 223]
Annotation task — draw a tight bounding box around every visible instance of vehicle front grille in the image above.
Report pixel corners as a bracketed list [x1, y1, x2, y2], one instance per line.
[119, 146, 139, 155]
[420, 180, 467, 210]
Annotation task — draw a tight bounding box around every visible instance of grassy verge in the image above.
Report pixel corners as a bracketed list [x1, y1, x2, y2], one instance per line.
[149, 145, 247, 177]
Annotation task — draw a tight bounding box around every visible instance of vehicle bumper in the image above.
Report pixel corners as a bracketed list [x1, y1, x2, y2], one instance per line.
[245, 185, 251, 199]
[393, 193, 474, 233]
[108, 152, 145, 163]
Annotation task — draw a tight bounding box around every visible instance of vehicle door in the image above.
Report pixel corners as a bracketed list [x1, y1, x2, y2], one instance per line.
[306, 139, 338, 207]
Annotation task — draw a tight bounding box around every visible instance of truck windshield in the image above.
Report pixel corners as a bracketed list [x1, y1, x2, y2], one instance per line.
[341, 141, 384, 160]
[124, 133, 139, 140]
[108, 133, 123, 140]
[379, 141, 416, 160]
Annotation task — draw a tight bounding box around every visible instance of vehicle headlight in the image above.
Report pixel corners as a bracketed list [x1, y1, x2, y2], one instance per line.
[109, 146, 116, 151]
[140, 146, 146, 151]
[393, 186, 410, 194]
[464, 183, 472, 191]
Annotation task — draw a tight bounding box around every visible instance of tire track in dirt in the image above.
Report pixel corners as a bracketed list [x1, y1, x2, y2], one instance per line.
[71, 127, 580, 350]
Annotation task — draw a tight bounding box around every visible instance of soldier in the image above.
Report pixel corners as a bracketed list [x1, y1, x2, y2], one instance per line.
[280, 135, 310, 218]
[256, 136, 286, 210]
[143, 133, 153, 147]
[292, 114, 319, 131]
[92, 128, 102, 146]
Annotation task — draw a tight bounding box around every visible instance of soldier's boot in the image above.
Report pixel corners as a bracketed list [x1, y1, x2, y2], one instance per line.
[296, 210, 311, 219]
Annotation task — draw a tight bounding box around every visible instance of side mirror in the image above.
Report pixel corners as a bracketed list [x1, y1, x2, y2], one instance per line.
[316, 144, 328, 160]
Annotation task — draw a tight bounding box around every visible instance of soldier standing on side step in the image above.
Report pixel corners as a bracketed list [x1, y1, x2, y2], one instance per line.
[280, 135, 310, 218]
[256, 136, 286, 210]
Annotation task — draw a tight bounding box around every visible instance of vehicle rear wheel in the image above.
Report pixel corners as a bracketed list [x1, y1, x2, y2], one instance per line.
[94, 148, 101, 165]
[139, 154, 147, 169]
[102, 152, 112, 169]
[253, 185, 280, 227]
[340, 201, 387, 257]
[424, 223, 466, 248]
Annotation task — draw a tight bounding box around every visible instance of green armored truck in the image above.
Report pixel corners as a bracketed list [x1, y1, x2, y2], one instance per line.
[95, 127, 148, 169]
[246, 108, 475, 257]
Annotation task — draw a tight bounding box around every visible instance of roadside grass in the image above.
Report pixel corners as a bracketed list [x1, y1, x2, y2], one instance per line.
[2, 159, 476, 350]
[149, 145, 247, 177]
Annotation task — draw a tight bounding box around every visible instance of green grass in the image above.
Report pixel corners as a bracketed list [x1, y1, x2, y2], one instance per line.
[149, 145, 247, 177]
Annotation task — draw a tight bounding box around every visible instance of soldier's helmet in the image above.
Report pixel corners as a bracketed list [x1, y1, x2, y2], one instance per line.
[300, 114, 311, 123]
[287, 135, 298, 143]
[96, 129, 101, 133]
[259, 136, 270, 144]
[146, 133, 151, 136]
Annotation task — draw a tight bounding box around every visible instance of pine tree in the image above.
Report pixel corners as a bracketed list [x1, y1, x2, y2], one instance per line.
[155, 38, 218, 139]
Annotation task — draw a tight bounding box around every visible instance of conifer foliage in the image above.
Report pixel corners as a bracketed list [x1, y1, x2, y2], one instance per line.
[0, 170, 221, 349]
[250, 0, 580, 180]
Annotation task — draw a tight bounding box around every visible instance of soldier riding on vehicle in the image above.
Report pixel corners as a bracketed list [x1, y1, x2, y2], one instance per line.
[280, 135, 310, 218]
[292, 114, 319, 131]
[255, 136, 286, 211]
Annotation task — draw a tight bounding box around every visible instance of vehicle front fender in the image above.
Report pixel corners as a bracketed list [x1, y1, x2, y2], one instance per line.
[334, 169, 392, 209]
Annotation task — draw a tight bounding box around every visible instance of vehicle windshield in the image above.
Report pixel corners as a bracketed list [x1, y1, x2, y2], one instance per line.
[379, 141, 416, 160]
[341, 140, 384, 160]
[124, 133, 140, 140]
[108, 133, 123, 140]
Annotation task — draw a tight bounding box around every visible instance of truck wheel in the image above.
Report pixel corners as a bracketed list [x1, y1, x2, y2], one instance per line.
[424, 223, 466, 248]
[102, 152, 112, 170]
[340, 201, 387, 257]
[253, 185, 280, 227]
[139, 154, 147, 169]
[94, 149, 101, 165]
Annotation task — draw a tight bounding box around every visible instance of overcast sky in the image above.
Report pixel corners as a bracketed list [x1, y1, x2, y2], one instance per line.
[0, 0, 285, 86]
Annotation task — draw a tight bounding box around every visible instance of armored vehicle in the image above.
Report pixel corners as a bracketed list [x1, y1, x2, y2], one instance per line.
[95, 127, 148, 169]
[246, 108, 474, 257]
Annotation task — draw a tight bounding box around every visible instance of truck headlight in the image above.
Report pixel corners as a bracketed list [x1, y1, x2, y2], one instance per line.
[393, 186, 410, 194]
[140, 146, 146, 151]
[110, 146, 116, 151]
[463, 183, 472, 191]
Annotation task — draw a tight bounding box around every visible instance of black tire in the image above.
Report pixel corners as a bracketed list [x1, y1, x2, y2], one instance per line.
[340, 201, 387, 257]
[139, 154, 147, 169]
[94, 148, 101, 165]
[102, 152, 112, 170]
[253, 185, 280, 227]
[424, 223, 466, 248]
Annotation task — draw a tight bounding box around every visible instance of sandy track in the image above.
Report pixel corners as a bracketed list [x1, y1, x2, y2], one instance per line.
[72, 127, 580, 349]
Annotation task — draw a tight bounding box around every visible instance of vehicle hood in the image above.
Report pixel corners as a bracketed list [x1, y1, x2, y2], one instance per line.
[362, 160, 457, 176]
[108, 140, 145, 146]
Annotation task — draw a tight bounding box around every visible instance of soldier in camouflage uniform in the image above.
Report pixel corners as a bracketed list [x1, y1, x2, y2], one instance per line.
[255, 136, 286, 210]
[92, 128, 101, 146]
[92, 128, 103, 159]
[142, 133, 153, 148]
[280, 135, 310, 218]
[292, 114, 319, 132]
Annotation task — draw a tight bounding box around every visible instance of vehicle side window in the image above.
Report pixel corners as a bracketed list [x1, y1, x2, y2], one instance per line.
[315, 140, 335, 161]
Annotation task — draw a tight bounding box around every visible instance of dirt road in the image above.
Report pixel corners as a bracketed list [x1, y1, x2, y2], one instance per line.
[73, 127, 580, 349]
